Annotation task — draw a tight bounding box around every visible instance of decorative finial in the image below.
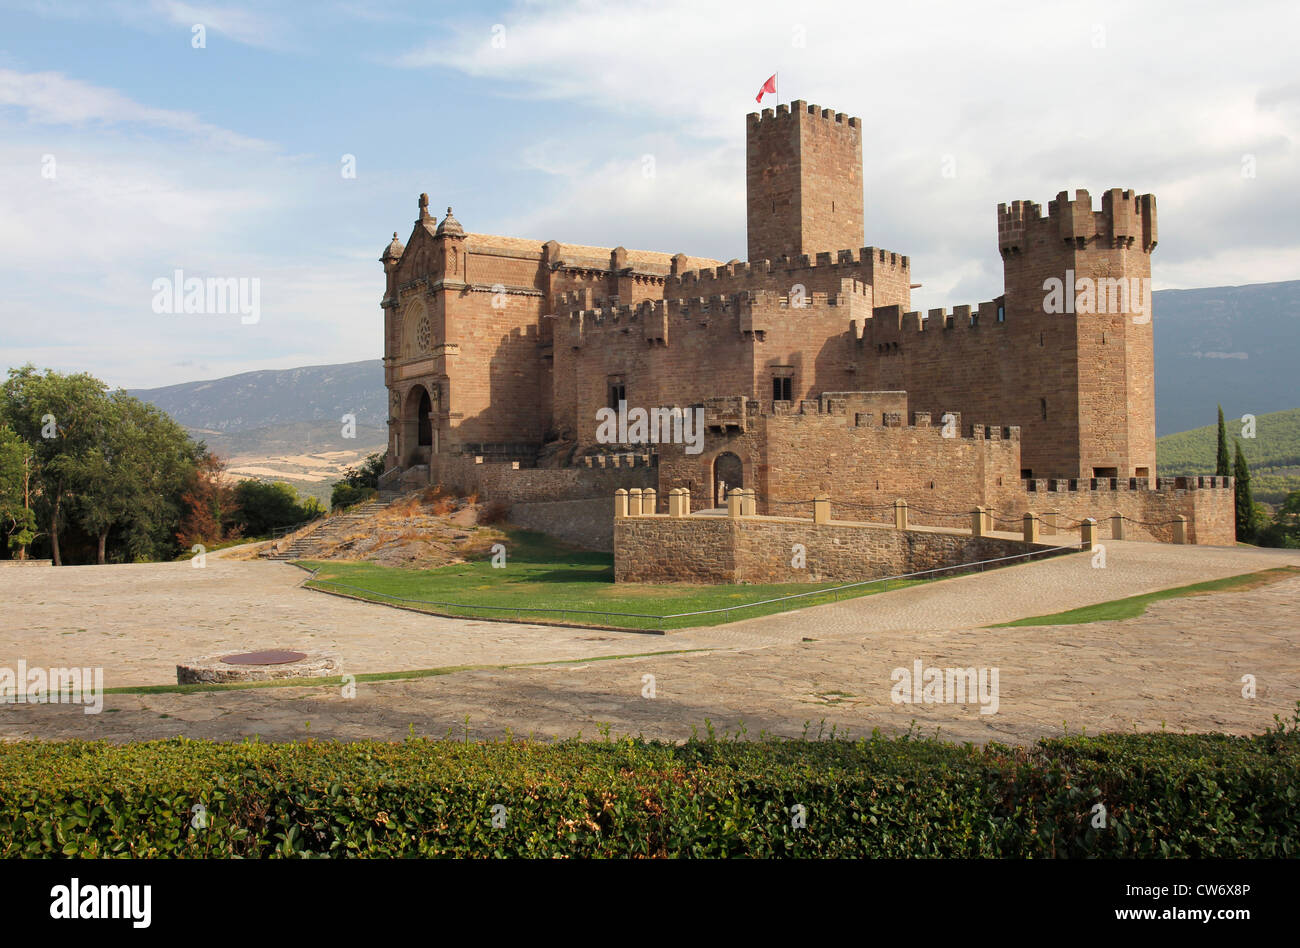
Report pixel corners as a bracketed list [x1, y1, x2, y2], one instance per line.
[446, 206, 453, 215]
[419, 193, 428, 209]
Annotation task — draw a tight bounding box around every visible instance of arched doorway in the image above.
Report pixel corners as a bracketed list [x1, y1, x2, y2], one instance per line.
[401, 385, 434, 466]
[417, 388, 432, 448]
[713, 452, 743, 507]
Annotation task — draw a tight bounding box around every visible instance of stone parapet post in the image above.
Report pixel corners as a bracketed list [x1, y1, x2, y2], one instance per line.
[1023, 512, 1039, 543]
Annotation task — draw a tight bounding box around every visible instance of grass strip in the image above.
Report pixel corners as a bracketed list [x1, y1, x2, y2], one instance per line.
[994, 566, 1299, 627]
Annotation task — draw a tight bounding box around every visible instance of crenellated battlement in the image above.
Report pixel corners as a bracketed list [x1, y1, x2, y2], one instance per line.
[696, 394, 1019, 444]
[998, 187, 1157, 254]
[666, 245, 909, 301]
[673, 246, 908, 285]
[848, 299, 1007, 345]
[746, 99, 860, 130]
[560, 282, 871, 329]
[1025, 474, 1234, 495]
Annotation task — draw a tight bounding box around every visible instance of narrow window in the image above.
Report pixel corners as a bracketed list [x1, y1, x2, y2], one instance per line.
[609, 383, 626, 410]
[1040, 398, 1048, 420]
[773, 377, 793, 401]
[997, 304, 1005, 323]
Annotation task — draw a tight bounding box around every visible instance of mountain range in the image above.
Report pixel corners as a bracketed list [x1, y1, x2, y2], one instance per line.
[128, 360, 386, 502]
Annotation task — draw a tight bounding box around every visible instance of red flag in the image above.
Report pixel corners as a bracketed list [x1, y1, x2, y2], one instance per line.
[755, 74, 776, 104]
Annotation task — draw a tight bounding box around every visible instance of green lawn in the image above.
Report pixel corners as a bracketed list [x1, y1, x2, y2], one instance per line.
[300, 528, 923, 631]
[993, 566, 1299, 627]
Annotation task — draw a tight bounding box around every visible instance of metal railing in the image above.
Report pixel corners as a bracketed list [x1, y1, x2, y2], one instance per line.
[271, 515, 325, 541]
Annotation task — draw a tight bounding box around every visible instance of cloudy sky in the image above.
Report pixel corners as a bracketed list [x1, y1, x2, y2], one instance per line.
[1, 0, 1297, 389]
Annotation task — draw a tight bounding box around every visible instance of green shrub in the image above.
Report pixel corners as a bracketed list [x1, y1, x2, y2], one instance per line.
[232, 480, 319, 536]
[0, 723, 1295, 858]
[330, 484, 377, 510]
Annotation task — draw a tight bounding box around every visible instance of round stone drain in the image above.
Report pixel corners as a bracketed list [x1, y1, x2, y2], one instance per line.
[176, 650, 341, 685]
[221, 649, 308, 666]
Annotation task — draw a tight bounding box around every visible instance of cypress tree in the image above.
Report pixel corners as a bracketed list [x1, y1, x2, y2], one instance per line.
[1216, 405, 1231, 477]
[1233, 439, 1254, 542]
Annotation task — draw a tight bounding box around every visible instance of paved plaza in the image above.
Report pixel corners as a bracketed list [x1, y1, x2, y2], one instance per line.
[3, 541, 1298, 745]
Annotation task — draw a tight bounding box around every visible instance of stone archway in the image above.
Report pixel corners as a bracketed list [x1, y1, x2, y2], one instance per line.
[713, 451, 743, 507]
[401, 384, 434, 466]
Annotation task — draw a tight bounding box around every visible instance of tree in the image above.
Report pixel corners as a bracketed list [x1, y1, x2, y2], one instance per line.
[1215, 405, 1231, 477]
[0, 424, 37, 558]
[330, 452, 385, 509]
[2, 366, 113, 565]
[1262, 491, 1300, 548]
[73, 393, 197, 563]
[2, 366, 199, 564]
[176, 450, 240, 549]
[1233, 439, 1259, 542]
[233, 480, 320, 536]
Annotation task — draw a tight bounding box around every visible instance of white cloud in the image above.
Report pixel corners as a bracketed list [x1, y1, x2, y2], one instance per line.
[0, 68, 274, 150]
[148, 0, 283, 50]
[0, 67, 375, 389]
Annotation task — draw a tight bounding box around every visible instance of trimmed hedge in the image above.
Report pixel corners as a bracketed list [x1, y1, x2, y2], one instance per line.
[1, 723, 1296, 857]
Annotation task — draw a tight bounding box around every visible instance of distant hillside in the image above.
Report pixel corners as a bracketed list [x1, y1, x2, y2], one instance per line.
[1153, 280, 1300, 435]
[129, 360, 384, 432]
[1157, 406, 1300, 505]
[130, 361, 386, 500]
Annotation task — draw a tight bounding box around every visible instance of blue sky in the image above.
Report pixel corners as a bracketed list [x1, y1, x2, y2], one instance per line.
[1, 0, 1297, 389]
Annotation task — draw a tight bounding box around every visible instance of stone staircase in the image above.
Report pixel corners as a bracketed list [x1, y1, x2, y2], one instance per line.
[264, 499, 393, 561]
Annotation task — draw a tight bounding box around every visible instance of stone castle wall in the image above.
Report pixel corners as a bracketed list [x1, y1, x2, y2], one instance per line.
[614, 513, 1072, 585]
[508, 498, 616, 552]
[553, 287, 869, 446]
[430, 452, 656, 504]
[655, 399, 1235, 545]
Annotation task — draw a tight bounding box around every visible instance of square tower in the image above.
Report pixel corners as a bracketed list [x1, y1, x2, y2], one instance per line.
[997, 188, 1159, 479]
[746, 101, 864, 263]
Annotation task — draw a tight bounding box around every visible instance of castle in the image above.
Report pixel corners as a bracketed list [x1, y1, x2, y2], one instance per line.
[378, 100, 1234, 547]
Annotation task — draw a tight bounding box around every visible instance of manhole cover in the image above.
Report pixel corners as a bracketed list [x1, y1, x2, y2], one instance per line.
[220, 649, 308, 666]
